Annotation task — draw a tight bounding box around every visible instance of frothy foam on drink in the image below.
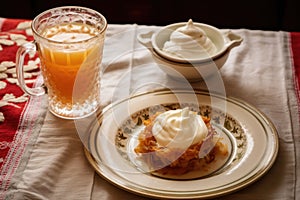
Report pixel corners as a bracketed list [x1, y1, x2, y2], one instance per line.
[42, 23, 98, 43]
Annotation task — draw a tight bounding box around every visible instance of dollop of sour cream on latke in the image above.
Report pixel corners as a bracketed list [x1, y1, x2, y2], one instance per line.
[152, 107, 208, 150]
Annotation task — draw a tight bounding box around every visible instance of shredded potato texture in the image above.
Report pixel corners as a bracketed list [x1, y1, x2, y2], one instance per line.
[134, 112, 228, 175]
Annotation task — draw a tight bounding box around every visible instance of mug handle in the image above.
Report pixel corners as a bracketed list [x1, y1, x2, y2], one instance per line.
[16, 42, 46, 96]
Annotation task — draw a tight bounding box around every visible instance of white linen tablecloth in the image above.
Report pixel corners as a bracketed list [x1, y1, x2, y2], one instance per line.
[4, 24, 300, 200]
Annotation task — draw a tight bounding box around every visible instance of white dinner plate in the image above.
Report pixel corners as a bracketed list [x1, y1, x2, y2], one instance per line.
[84, 89, 279, 199]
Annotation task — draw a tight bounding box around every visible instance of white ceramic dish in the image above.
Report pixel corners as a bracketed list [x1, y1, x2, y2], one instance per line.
[84, 89, 279, 199]
[138, 21, 243, 82]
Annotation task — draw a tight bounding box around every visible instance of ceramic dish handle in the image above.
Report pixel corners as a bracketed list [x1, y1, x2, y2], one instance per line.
[223, 31, 243, 50]
[137, 31, 155, 49]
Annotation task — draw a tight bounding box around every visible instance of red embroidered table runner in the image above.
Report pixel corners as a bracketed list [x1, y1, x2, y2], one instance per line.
[0, 18, 46, 196]
[291, 32, 300, 109]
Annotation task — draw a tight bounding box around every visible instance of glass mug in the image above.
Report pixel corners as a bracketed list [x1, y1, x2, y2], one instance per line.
[16, 6, 107, 119]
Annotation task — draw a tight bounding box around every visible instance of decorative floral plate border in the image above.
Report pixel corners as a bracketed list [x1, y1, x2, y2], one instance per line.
[115, 103, 246, 168]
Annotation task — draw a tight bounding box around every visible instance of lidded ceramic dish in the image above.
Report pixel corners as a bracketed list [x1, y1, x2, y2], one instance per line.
[138, 19, 243, 82]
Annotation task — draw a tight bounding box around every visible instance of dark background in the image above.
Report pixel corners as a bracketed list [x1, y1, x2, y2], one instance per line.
[1, 0, 299, 31]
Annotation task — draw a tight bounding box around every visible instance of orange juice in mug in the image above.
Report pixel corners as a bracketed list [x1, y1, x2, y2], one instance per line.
[16, 7, 107, 119]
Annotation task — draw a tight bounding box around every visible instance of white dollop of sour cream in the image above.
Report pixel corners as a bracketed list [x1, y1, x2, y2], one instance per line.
[152, 107, 208, 150]
[162, 19, 217, 59]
